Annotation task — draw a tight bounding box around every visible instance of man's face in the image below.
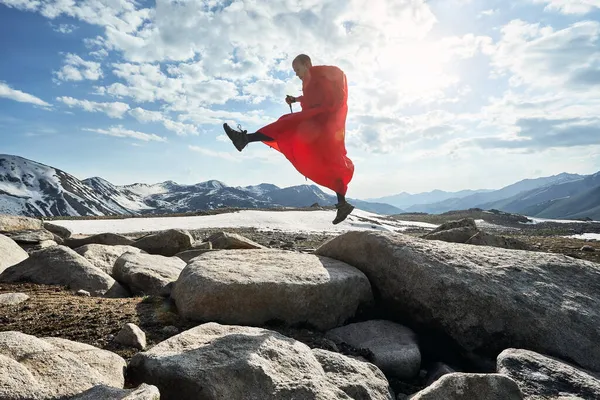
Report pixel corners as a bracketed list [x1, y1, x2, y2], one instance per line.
[293, 61, 309, 81]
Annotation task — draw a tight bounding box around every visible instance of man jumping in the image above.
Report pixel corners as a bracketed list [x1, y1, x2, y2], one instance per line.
[223, 54, 355, 224]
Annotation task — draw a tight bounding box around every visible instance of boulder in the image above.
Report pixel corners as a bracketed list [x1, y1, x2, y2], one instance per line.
[115, 323, 147, 350]
[581, 245, 595, 252]
[466, 231, 531, 251]
[172, 249, 373, 330]
[128, 322, 391, 400]
[74, 244, 145, 275]
[410, 373, 523, 400]
[20, 240, 58, 253]
[312, 348, 394, 400]
[326, 320, 421, 380]
[0, 234, 28, 274]
[0, 293, 30, 306]
[0, 331, 126, 399]
[132, 229, 193, 257]
[113, 252, 186, 296]
[192, 241, 212, 250]
[71, 383, 160, 400]
[497, 348, 600, 400]
[315, 231, 600, 372]
[65, 233, 134, 248]
[0, 245, 129, 297]
[423, 226, 480, 244]
[0, 214, 42, 232]
[43, 221, 72, 239]
[174, 248, 216, 263]
[3, 229, 54, 244]
[207, 231, 266, 249]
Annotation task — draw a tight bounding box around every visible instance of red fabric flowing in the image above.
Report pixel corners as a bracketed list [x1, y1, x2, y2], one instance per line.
[257, 65, 354, 195]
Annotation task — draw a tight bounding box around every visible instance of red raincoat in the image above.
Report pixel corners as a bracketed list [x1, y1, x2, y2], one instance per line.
[257, 65, 354, 195]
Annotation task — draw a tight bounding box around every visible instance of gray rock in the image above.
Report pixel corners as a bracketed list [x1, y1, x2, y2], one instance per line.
[326, 320, 421, 380]
[429, 218, 478, 233]
[174, 248, 216, 263]
[4, 229, 54, 244]
[161, 326, 179, 336]
[0, 245, 129, 298]
[207, 231, 266, 249]
[51, 233, 64, 245]
[172, 249, 373, 330]
[0, 293, 30, 306]
[422, 218, 479, 243]
[115, 323, 147, 350]
[132, 229, 193, 257]
[497, 348, 600, 400]
[76, 289, 91, 297]
[128, 322, 385, 399]
[581, 245, 595, 252]
[0, 214, 42, 232]
[410, 373, 523, 399]
[66, 233, 135, 248]
[113, 252, 186, 296]
[313, 348, 394, 400]
[315, 231, 600, 372]
[71, 383, 160, 399]
[423, 226, 480, 244]
[192, 241, 212, 250]
[466, 231, 532, 251]
[0, 234, 28, 274]
[43, 221, 72, 239]
[74, 244, 145, 275]
[425, 362, 456, 386]
[20, 240, 58, 253]
[0, 331, 126, 399]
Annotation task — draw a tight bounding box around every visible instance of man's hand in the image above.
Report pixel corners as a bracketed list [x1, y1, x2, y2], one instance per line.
[285, 95, 296, 105]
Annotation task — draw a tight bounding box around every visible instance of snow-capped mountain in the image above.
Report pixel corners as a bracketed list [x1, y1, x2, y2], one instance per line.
[0, 155, 135, 216]
[0, 155, 403, 217]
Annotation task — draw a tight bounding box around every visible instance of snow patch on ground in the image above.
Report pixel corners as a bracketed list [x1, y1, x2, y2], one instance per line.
[50, 208, 439, 235]
[522, 216, 600, 224]
[563, 233, 600, 240]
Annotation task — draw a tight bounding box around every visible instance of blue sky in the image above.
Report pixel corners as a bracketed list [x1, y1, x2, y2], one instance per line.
[1, 0, 599, 199]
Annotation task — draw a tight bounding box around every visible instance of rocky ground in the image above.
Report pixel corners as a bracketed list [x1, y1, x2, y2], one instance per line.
[1, 209, 600, 399]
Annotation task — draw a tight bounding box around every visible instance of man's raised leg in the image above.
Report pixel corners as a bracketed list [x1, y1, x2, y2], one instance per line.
[223, 123, 273, 152]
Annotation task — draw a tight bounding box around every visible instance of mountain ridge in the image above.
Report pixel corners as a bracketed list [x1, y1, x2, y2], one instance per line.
[0, 154, 403, 217]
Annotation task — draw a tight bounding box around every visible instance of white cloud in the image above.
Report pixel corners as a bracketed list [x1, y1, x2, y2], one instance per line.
[488, 20, 600, 89]
[479, 9, 498, 17]
[57, 96, 130, 118]
[0, 82, 51, 107]
[129, 107, 198, 136]
[51, 23, 77, 33]
[55, 53, 103, 81]
[84, 125, 167, 142]
[532, 0, 600, 15]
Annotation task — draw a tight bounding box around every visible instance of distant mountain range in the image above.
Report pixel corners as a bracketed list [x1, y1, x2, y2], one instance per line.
[370, 172, 600, 220]
[0, 155, 402, 217]
[2, 154, 599, 220]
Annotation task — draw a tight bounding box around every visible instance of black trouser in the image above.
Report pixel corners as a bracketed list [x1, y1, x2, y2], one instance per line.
[246, 132, 347, 204]
[247, 132, 274, 142]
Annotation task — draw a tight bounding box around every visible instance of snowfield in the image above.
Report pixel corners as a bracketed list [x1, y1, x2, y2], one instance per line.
[563, 233, 600, 240]
[50, 208, 438, 235]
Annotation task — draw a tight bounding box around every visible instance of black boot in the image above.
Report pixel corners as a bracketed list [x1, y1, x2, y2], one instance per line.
[333, 201, 355, 224]
[223, 123, 249, 152]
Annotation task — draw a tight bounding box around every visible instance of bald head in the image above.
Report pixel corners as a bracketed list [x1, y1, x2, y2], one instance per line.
[293, 54, 312, 67]
[292, 54, 312, 81]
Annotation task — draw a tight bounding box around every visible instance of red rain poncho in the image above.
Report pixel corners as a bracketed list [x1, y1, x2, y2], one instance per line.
[258, 65, 354, 195]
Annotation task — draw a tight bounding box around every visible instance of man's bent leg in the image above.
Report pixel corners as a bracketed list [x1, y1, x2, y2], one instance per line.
[247, 132, 274, 142]
[333, 186, 354, 225]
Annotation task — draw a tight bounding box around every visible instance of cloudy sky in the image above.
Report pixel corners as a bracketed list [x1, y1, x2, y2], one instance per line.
[1, 0, 599, 199]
